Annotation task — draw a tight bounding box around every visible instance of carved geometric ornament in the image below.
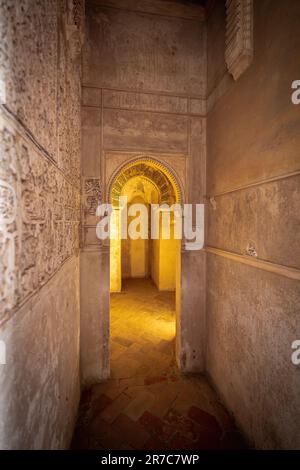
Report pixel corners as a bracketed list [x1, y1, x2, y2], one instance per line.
[83, 177, 102, 216]
[110, 161, 180, 207]
[225, 0, 253, 80]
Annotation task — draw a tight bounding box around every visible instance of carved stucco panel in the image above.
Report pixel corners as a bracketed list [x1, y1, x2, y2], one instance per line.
[57, 0, 83, 186]
[0, 0, 58, 156]
[0, 113, 80, 322]
[83, 178, 102, 216]
[0, 0, 84, 184]
[81, 177, 103, 248]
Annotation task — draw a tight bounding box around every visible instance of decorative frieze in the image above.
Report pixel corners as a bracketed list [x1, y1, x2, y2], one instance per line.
[225, 0, 253, 80]
[84, 178, 102, 216]
[81, 177, 102, 248]
[109, 161, 177, 207]
[0, 1, 84, 186]
[0, 113, 80, 322]
[82, 177, 102, 226]
[58, 0, 84, 187]
[0, 0, 58, 155]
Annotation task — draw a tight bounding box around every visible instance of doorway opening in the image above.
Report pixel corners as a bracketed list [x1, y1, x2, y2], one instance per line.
[108, 158, 183, 377]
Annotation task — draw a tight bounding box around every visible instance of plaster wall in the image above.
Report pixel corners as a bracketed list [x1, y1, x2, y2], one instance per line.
[152, 222, 178, 292]
[206, 0, 300, 449]
[83, 0, 206, 96]
[0, 0, 83, 448]
[122, 201, 150, 280]
[152, 237, 160, 288]
[158, 237, 178, 291]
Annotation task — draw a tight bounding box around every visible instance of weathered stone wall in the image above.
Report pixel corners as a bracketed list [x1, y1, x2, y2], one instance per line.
[83, 1, 206, 96]
[206, 0, 300, 449]
[81, 0, 207, 382]
[0, 0, 83, 448]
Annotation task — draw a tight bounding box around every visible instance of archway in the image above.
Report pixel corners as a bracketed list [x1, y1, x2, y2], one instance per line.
[108, 158, 183, 373]
[80, 154, 205, 386]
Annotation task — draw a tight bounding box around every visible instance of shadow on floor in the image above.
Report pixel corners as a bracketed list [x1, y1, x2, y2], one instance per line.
[72, 279, 247, 450]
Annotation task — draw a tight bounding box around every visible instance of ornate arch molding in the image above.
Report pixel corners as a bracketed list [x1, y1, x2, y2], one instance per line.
[121, 175, 161, 203]
[107, 156, 185, 206]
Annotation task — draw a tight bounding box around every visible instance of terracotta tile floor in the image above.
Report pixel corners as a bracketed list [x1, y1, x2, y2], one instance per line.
[72, 279, 247, 450]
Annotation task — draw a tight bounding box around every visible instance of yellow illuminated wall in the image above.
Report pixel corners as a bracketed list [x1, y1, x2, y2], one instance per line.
[151, 213, 178, 291]
[122, 198, 150, 279]
[110, 208, 121, 292]
[109, 164, 181, 292]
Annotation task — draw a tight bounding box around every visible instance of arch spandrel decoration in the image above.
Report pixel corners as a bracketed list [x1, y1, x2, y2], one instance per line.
[107, 157, 184, 206]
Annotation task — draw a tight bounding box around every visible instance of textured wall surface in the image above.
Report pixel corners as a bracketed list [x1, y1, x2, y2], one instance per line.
[0, 257, 80, 449]
[0, 0, 83, 449]
[206, 0, 300, 449]
[0, 113, 80, 321]
[83, 1, 206, 96]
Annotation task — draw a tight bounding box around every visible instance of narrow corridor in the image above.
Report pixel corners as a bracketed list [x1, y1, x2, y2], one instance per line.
[72, 280, 247, 450]
[1, 0, 299, 452]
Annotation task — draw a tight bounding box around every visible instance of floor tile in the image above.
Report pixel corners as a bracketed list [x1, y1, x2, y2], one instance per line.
[72, 279, 247, 450]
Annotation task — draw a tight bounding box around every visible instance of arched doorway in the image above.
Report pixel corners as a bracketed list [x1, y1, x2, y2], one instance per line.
[80, 154, 205, 387]
[108, 158, 183, 374]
